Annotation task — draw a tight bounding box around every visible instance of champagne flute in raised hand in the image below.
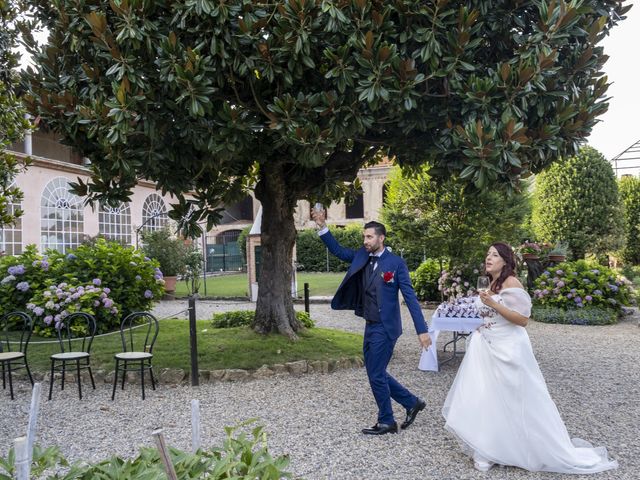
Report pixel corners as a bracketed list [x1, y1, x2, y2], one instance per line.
[476, 275, 490, 293]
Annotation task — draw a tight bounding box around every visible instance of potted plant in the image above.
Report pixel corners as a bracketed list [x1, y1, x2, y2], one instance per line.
[519, 241, 542, 260]
[547, 242, 569, 263]
[140, 227, 189, 293]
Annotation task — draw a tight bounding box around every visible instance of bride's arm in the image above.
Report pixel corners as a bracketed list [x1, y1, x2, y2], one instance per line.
[479, 277, 530, 326]
[479, 292, 529, 326]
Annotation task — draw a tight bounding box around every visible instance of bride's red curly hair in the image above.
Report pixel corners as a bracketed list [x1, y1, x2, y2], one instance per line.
[488, 242, 517, 293]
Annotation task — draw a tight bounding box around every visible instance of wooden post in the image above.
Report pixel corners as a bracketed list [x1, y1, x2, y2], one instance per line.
[151, 429, 178, 480]
[14, 436, 30, 480]
[191, 399, 201, 452]
[26, 383, 42, 464]
[304, 282, 310, 314]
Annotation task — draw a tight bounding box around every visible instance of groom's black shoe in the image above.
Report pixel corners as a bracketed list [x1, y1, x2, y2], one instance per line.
[361, 422, 398, 435]
[401, 398, 426, 430]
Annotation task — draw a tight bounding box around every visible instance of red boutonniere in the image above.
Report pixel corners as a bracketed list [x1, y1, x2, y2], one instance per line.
[382, 271, 395, 283]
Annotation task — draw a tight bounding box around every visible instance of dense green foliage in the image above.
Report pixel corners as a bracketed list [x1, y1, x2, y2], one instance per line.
[212, 310, 315, 329]
[410, 258, 443, 302]
[0, 241, 164, 334]
[618, 176, 640, 265]
[0, 422, 293, 479]
[0, 0, 31, 227]
[531, 305, 618, 325]
[296, 225, 362, 272]
[532, 260, 633, 311]
[141, 227, 190, 277]
[21, 0, 630, 334]
[382, 166, 531, 263]
[532, 147, 624, 259]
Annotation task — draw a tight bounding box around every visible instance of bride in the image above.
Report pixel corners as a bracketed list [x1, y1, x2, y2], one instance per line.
[442, 242, 618, 474]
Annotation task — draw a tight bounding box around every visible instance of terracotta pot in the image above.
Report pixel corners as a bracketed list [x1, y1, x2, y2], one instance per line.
[522, 253, 540, 260]
[548, 254, 566, 262]
[163, 275, 178, 293]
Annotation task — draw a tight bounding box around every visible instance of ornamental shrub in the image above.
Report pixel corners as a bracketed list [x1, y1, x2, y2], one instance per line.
[26, 282, 120, 336]
[532, 305, 618, 325]
[51, 239, 165, 322]
[0, 245, 61, 315]
[618, 176, 640, 265]
[296, 224, 363, 272]
[212, 310, 315, 329]
[438, 262, 485, 299]
[410, 258, 442, 301]
[532, 260, 633, 311]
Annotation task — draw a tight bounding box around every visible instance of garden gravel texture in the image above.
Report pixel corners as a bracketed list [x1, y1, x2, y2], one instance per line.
[1, 299, 638, 480]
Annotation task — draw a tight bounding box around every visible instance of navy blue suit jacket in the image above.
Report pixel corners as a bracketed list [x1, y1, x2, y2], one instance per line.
[320, 230, 428, 340]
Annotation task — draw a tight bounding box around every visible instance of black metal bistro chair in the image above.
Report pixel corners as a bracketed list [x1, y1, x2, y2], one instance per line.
[112, 312, 159, 400]
[48, 312, 97, 400]
[0, 312, 34, 400]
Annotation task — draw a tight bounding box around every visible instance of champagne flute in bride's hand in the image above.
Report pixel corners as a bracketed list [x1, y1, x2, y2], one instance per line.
[477, 275, 490, 293]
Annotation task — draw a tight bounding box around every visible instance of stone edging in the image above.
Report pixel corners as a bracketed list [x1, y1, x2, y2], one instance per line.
[22, 356, 365, 386]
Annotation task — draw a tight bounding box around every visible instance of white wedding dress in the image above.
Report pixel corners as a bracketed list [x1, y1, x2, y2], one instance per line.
[442, 288, 618, 474]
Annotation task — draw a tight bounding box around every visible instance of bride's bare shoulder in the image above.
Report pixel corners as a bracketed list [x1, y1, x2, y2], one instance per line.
[503, 276, 524, 289]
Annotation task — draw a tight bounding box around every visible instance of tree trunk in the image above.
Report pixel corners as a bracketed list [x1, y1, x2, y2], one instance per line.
[252, 163, 302, 339]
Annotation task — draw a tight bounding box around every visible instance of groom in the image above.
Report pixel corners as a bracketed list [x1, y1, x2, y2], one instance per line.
[312, 210, 431, 435]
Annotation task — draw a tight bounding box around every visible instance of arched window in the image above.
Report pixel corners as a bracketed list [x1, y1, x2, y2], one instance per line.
[141, 194, 168, 232]
[41, 177, 84, 253]
[99, 202, 132, 245]
[0, 185, 22, 255]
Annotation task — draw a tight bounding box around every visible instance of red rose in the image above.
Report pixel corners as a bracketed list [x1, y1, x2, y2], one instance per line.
[382, 271, 395, 283]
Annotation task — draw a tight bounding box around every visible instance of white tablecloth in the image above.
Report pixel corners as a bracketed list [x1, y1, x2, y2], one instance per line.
[418, 315, 484, 372]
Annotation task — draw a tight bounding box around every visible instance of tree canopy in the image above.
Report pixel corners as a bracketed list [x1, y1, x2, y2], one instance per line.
[382, 165, 531, 264]
[532, 146, 624, 260]
[0, 0, 31, 228]
[21, 0, 630, 336]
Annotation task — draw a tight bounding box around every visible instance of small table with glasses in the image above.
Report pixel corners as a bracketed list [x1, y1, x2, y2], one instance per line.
[418, 314, 484, 372]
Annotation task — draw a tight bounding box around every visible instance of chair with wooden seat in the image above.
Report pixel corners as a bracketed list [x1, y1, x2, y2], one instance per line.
[48, 312, 97, 400]
[112, 312, 159, 400]
[0, 311, 34, 400]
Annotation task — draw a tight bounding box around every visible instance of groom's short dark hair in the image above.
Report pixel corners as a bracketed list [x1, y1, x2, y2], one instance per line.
[364, 221, 386, 237]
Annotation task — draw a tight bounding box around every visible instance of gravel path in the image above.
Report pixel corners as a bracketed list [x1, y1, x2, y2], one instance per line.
[1, 300, 638, 479]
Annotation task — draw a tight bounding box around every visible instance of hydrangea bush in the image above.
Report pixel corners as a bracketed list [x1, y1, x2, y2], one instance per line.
[532, 260, 633, 310]
[0, 240, 164, 332]
[27, 282, 120, 336]
[0, 245, 60, 315]
[54, 239, 165, 321]
[438, 262, 484, 299]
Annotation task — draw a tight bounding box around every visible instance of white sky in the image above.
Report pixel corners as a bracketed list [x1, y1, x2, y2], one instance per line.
[587, 5, 640, 163]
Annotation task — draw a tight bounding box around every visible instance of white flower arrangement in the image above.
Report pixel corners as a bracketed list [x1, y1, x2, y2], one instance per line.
[435, 295, 481, 318]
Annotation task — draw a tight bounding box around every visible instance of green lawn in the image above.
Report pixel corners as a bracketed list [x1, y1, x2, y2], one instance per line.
[22, 320, 363, 373]
[174, 272, 344, 298]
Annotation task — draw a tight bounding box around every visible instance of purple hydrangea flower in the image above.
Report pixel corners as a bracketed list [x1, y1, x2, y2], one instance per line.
[103, 287, 111, 294]
[135, 275, 142, 281]
[144, 289, 154, 299]
[66, 253, 77, 260]
[8, 265, 25, 275]
[557, 281, 565, 288]
[16, 281, 29, 292]
[33, 306, 45, 316]
[585, 295, 592, 302]
[93, 278, 102, 286]
[1, 275, 16, 284]
[102, 298, 114, 308]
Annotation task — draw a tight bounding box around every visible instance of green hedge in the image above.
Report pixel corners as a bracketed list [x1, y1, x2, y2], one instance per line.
[212, 310, 315, 329]
[410, 258, 442, 301]
[532, 305, 618, 325]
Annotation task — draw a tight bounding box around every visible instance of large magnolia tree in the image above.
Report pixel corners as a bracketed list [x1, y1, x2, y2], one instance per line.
[0, 0, 31, 228]
[22, 0, 628, 337]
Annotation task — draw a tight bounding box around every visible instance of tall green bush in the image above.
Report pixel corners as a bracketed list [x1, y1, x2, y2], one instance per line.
[532, 147, 624, 259]
[296, 225, 363, 272]
[618, 176, 640, 265]
[141, 227, 189, 276]
[382, 166, 531, 264]
[410, 259, 442, 301]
